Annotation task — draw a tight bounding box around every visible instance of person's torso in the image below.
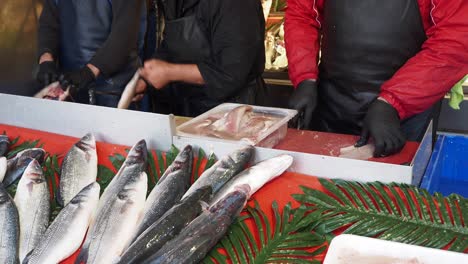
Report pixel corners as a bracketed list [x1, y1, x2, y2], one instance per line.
[316, 0, 427, 134]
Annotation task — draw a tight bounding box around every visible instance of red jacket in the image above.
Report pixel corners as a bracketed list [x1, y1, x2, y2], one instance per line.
[285, 0, 468, 120]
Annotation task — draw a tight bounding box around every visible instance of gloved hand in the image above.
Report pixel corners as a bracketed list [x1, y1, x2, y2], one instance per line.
[37, 61, 60, 86]
[356, 99, 406, 157]
[288, 80, 318, 129]
[59, 66, 96, 97]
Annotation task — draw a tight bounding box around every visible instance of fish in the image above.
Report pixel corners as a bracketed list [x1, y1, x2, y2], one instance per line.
[142, 185, 250, 264]
[0, 134, 9, 157]
[132, 145, 193, 241]
[75, 140, 148, 264]
[117, 71, 140, 109]
[23, 182, 100, 264]
[0, 183, 20, 264]
[3, 148, 46, 187]
[58, 133, 98, 207]
[0, 157, 6, 182]
[210, 154, 293, 205]
[119, 186, 212, 264]
[14, 159, 50, 262]
[339, 144, 375, 160]
[211, 105, 253, 133]
[34, 82, 70, 101]
[182, 145, 254, 199]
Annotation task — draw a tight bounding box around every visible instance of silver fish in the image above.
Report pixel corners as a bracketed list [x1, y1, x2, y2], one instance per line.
[143, 185, 250, 264]
[58, 133, 98, 207]
[4, 148, 46, 187]
[132, 145, 193, 241]
[210, 154, 293, 205]
[182, 145, 254, 199]
[0, 134, 9, 157]
[23, 182, 100, 264]
[14, 159, 50, 262]
[0, 183, 20, 264]
[0, 157, 6, 182]
[75, 140, 148, 264]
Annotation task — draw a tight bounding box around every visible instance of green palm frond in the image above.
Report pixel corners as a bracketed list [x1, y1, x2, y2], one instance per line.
[42, 154, 62, 222]
[203, 201, 326, 264]
[293, 178, 468, 252]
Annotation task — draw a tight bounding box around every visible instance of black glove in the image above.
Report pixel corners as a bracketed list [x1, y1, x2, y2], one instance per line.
[356, 99, 406, 157]
[37, 61, 60, 86]
[59, 66, 96, 97]
[288, 80, 318, 129]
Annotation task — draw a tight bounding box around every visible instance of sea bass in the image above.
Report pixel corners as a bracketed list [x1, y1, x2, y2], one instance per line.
[0, 157, 6, 182]
[14, 160, 50, 262]
[210, 154, 293, 205]
[75, 140, 148, 264]
[0, 183, 20, 264]
[3, 148, 46, 187]
[23, 182, 100, 264]
[0, 134, 9, 157]
[182, 145, 254, 199]
[143, 185, 250, 264]
[133, 145, 193, 240]
[119, 186, 212, 264]
[58, 133, 98, 207]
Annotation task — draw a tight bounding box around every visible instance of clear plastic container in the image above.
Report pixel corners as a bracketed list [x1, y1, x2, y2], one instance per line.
[176, 103, 297, 148]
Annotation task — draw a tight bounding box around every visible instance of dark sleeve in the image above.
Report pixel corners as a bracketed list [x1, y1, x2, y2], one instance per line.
[197, 0, 265, 101]
[38, 0, 60, 61]
[89, 0, 144, 77]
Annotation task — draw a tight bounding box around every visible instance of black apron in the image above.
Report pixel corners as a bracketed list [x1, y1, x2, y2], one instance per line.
[56, 0, 146, 107]
[314, 0, 427, 137]
[152, 0, 260, 117]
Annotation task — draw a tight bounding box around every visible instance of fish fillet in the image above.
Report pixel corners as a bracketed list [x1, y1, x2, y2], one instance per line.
[339, 144, 375, 160]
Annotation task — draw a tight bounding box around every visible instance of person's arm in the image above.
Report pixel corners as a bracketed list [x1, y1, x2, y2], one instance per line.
[284, 0, 324, 87]
[379, 0, 468, 120]
[88, 0, 145, 77]
[38, 0, 60, 62]
[195, 0, 265, 100]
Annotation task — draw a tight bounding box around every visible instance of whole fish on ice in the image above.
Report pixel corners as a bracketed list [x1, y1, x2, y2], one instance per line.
[143, 185, 250, 264]
[132, 145, 193, 241]
[75, 140, 148, 264]
[3, 148, 46, 187]
[0, 157, 6, 182]
[182, 145, 254, 199]
[119, 186, 212, 264]
[210, 154, 293, 205]
[23, 182, 100, 264]
[0, 183, 20, 264]
[0, 134, 9, 157]
[14, 160, 50, 262]
[58, 133, 98, 206]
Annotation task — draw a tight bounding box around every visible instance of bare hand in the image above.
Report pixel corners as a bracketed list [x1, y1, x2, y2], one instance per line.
[132, 79, 147, 102]
[139, 59, 174, 90]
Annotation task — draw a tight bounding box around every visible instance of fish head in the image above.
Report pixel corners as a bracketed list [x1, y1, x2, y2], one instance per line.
[171, 145, 193, 171]
[23, 159, 45, 184]
[16, 156, 35, 170]
[117, 172, 147, 204]
[75, 133, 96, 152]
[17, 148, 46, 164]
[125, 140, 148, 166]
[210, 184, 249, 220]
[70, 182, 101, 206]
[0, 135, 8, 143]
[231, 145, 255, 165]
[262, 155, 293, 180]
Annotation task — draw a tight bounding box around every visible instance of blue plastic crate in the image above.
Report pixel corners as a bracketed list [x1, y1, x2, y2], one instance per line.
[420, 134, 468, 197]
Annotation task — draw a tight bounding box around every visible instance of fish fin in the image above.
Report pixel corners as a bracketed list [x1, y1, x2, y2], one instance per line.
[55, 187, 64, 207]
[199, 200, 210, 211]
[22, 251, 33, 264]
[74, 247, 89, 264]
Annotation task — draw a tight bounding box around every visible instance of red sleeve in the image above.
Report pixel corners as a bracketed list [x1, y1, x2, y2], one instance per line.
[284, 0, 323, 88]
[380, 0, 468, 120]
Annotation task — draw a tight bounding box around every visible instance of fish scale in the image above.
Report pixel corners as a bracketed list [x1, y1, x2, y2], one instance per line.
[0, 183, 19, 264]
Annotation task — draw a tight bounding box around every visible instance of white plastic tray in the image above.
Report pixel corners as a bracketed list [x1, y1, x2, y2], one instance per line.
[176, 103, 297, 148]
[324, 234, 468, 264]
